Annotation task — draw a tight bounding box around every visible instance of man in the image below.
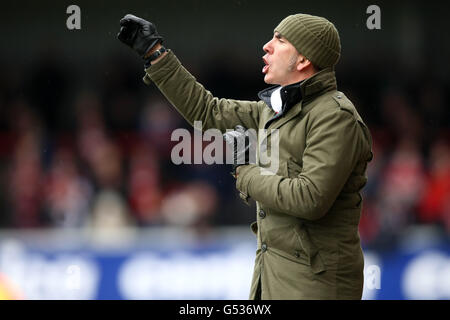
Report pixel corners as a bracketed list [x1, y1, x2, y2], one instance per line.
[118, 13, 373, 299]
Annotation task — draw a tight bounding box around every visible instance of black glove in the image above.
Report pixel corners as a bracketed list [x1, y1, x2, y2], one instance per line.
[117, 14, 164, 58]
[223, 125, 252, 177]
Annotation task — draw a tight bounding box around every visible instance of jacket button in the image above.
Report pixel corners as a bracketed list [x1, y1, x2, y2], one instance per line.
[261, 243, 267, 252]
[259, 210, 266, 219]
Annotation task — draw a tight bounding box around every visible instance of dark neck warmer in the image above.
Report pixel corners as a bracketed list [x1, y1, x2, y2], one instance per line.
[257, 81, 303, 116]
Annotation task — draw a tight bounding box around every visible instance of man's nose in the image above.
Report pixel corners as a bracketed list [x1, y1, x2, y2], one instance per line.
[263, 39, 272, 54]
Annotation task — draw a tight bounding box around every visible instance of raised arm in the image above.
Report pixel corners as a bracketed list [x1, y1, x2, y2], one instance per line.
[117, 14, 263, 133]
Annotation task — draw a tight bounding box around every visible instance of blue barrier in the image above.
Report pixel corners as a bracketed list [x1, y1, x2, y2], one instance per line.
[0, 228, 449, 300]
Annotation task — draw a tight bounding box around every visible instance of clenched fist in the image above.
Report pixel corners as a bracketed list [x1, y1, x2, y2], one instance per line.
[117, 14, 164, 58]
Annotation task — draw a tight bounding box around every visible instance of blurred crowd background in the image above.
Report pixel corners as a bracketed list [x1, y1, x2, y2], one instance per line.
[0, 0, 449, 251]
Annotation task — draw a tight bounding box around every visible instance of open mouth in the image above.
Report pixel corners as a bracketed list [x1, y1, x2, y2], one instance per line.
[262, 57, 269, 74]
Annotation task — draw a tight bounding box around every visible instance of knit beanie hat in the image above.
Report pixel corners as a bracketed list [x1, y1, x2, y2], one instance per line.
[275, 14, 341, 69]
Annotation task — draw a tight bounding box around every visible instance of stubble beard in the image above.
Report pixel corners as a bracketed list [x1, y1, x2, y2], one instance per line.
[287, 53, 299, 72]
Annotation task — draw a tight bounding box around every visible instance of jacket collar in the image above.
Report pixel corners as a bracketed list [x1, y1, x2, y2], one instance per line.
[300, 67, 337, 103]
[259, 68, 338, 134]
[258, 67, 337, 112]
[258, 81, 303, 114]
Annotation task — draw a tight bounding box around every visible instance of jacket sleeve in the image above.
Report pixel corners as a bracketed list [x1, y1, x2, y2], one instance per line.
[143, 50, 262, 133]
[236, 107, 367, 221]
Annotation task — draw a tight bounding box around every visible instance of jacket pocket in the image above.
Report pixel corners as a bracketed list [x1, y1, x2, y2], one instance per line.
[293, 223, 326, 274]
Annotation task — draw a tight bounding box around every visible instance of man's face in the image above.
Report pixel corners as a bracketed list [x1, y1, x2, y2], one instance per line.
[262, 32, 300, 86]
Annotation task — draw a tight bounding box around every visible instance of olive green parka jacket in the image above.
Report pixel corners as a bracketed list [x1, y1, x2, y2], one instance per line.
[143, 51, 373, 300]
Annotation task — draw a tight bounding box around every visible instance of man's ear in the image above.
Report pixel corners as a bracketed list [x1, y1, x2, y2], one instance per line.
[296, 56, 312, 72]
